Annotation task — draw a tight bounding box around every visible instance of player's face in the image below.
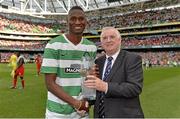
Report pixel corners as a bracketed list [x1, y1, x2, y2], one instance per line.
[67, 9, 87, 35]
[100, 29, 121, 55]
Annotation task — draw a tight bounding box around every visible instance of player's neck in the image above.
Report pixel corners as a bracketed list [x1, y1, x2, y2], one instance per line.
[65, 33, 82, 45]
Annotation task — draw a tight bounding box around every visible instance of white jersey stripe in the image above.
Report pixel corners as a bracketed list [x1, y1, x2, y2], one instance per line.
[46, 109, 88, 119]
[55, 77, 82, 86]
[48, 91, 80, 105]
[42, 59, 58, 67]
[42, 59, 82, 68]
[46, 42, 97, 51]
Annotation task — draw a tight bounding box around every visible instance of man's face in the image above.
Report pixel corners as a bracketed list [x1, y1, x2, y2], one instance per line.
[100, 29, 121, 55]
[67, 9, 87, 35]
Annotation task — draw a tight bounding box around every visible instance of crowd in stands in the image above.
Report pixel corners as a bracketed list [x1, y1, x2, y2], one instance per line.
[1, 34, 179, 51]
[94, 34, 180, 49]
[138, 51, 180, 67]
[122, 35, 180, 48]
[96, 51, 180, 67]
[1, 51, 179, 67]
[0, 15, 61, 33]
[0, 6, 179, 67]
[88, 7, 180, 30]
[0, 40, 47, 51]
[0, 34, 179, 50]
[0, 7, 179, 33]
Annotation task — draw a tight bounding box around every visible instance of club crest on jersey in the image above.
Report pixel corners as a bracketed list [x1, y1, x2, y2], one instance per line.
[65, 64, 80, 73]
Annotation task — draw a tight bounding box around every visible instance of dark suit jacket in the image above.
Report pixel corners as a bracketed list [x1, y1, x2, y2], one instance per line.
[94, 50, 144, 118]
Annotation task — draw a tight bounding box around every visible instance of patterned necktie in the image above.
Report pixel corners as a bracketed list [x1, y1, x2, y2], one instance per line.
[98, 56, 113, 118]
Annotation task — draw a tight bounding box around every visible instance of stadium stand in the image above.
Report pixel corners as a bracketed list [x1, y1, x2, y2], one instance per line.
[0, 0, 179, 67]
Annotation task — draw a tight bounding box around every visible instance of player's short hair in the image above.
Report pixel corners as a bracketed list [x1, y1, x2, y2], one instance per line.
[68, 6, 84, 14]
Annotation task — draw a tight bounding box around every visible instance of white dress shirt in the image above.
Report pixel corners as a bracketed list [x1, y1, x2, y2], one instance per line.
[102, 49, 120, 93]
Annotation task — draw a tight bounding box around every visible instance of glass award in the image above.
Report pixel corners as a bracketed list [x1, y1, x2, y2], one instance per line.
[79, 52, 96, 102]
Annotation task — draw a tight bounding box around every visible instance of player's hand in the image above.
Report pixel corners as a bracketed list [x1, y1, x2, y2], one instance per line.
[79, 100, 89, 112]
[75, 100, 89, 112]
[76, 110, 86, 117]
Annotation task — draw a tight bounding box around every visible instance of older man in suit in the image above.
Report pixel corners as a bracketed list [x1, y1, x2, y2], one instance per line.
[84, 27, 144, 118]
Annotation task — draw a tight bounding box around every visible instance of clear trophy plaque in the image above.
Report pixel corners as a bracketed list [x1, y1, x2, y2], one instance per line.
[79, 52, 96, 102]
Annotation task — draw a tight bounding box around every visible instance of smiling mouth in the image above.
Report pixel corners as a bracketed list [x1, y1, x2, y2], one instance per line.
[74, 26, 82, 29]
[106, 44, 113, 47]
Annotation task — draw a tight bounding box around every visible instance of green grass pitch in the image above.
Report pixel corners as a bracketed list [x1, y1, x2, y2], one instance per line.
[0, 63, 180, 118]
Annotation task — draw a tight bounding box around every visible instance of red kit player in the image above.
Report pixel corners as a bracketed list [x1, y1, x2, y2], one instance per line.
[35, 54, 42, 76]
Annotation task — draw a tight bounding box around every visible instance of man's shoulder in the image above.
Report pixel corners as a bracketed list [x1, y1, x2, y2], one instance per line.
[48, 34, 67, 44]
[82, 38, 96, 46]
[122, 50, 141, 59]
[96, 55, 105, 63]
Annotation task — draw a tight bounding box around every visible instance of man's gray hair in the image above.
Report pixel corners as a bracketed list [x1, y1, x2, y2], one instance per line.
[101, 27, 121, 39]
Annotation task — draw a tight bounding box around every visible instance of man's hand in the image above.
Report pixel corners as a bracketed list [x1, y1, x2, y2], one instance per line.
[88, 64, 100, 78]
[84, 75, 108, 92]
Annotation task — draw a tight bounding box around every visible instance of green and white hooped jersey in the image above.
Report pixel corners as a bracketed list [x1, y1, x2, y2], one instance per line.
[41, 34, 97, 118]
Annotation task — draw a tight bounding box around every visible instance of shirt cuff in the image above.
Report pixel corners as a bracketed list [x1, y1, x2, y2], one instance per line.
[104, 82, 108, 94]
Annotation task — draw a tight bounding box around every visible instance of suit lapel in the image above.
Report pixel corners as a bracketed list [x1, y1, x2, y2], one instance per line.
[96, 56, 106, 98]
[107, 50, 125, 82]
[99, 56, 106, 80]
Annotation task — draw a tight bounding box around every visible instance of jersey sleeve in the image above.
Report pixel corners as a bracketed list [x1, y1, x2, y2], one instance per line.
[41, 43, 59, 74]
